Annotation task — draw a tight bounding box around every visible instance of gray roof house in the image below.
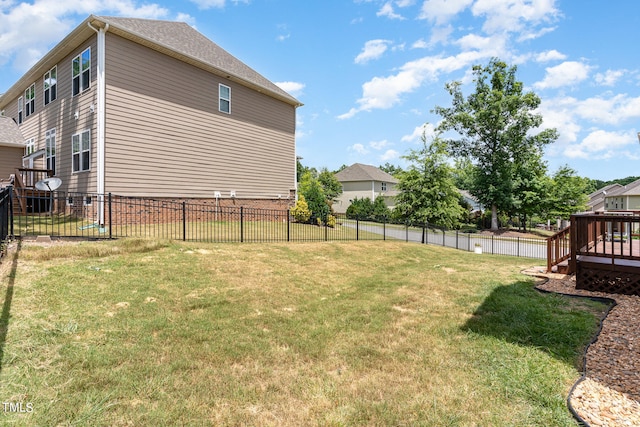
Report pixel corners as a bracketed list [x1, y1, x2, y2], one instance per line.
[334, 163, 399, 213]
[0, 15, 301, 216]
[601, 179, 640, 212]
[587, 184, 624, 212]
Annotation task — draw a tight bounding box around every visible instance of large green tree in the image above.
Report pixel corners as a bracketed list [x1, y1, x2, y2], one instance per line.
[548, 165, 589, 220]
[395, 136, 464, 228]
[511, 151, 550, 231]
[434, 58, 558, 230]
[317, 168, 343, 202]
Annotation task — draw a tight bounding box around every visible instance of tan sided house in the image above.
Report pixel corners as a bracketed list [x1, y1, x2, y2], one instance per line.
[333, 163, 399, 214]
[0, 15, 301, 222]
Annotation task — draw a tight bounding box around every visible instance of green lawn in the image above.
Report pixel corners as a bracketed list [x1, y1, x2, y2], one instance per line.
[0, 239, 606, 426]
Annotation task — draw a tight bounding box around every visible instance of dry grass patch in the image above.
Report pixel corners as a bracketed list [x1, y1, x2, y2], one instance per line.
[0, 239, 606, 426]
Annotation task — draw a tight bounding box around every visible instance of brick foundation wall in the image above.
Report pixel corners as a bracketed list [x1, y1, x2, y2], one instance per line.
[95, 195, 295, 226]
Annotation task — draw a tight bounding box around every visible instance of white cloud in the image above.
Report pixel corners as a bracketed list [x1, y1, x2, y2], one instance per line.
[455, 33, 503, 51]
[275, 81, 305, 97]
[401, 123, 437, 143]
[535, 49, 566, 62]
[472, 0, 561, 36]
[190, 0, 249, 9]
[411, 38, 428, 49]
[419, 0, 473, 25]
[534, 61, 592, 89]
[339, 48, 499, 119]
[380, 149, 400, 161]
[377, 1, 405, 20]
[595, 69, 626, 87]
[563, 130, 637, 159]
[354, 39, 392, 64]
[0, 0, 170, 72]
[369, 140, 389, 150]
[349, 143, 369, 154]
[190, 0, 225, 8]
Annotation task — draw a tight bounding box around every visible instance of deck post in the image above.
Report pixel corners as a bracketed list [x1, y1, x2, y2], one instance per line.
[569, 215, 577, 275]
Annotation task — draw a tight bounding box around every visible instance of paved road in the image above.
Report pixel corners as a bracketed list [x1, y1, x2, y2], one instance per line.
[342, 221, 547, 259]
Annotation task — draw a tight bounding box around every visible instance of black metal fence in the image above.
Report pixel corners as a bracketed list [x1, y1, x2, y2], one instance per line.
[0, 187, 13, 259]
[9, 191, 547, 259]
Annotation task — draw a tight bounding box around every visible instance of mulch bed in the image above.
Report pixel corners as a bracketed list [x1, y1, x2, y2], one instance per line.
[523, 268, 640, 426]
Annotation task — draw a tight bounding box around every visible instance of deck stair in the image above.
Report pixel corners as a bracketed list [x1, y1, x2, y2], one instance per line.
[11, 168, 53, 215]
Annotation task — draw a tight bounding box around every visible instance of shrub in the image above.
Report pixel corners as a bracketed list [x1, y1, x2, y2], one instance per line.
[290, 195, 312, 223]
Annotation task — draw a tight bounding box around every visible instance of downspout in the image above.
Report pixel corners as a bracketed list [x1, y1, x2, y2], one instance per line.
[88, 21, 109, 224]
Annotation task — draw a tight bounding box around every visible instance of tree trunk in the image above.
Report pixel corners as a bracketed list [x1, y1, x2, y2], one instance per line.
[491, 205, 499, 230]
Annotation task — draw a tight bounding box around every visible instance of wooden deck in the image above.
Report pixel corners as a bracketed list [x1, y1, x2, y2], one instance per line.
[547, 213, 640, 296]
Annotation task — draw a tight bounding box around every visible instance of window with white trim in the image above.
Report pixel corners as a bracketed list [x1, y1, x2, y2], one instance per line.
[219, 84, 231, 113]
[44, 66, 57, 105]
[381, 182, 387, 191]
[72, 130, 90, 172]
[18, 97, 23, 124]
[45, 128, 56, 175]
[72, 48, 91, 96]
[25, 138, 35, 156]
[25, 84, 35, 117]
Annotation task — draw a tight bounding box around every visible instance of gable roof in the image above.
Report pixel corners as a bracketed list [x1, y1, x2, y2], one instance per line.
[0, 15, 301, 109]
[0, 116, 25, 148]
[335, 163, 399, 183]
[615, 178, 640, 197]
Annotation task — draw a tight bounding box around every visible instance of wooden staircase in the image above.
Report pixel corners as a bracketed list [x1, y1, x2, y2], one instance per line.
[11, 168, 53, 215]
[547, 225, 572, 274]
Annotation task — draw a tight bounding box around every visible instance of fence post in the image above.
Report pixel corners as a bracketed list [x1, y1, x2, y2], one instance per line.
[240, 207, 244, 243]
[182, 201, 186, 241]
[492, 235, 494, 254]
[405, 222, 409, 242]
[9, 186, 14, 238]
[517, 237, 520, 257]
[356, 218, 359, 241]
[324, 214, 328, 242]
[383, 217, 386, 241]
[456, 230, 459, 249]
[421, 225, 425, 244]
[287, 210, 290, 242]
[442, 228, 445, 246]
[108, 193, 112, 240]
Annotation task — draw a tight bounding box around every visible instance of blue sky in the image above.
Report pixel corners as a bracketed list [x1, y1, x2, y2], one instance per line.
[1, 0, 639, 181]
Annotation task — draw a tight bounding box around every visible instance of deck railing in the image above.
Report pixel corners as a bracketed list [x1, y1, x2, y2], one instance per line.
[569, 213, 640, 270]
[16, 168, 53, 189]
[569, 213, 640, 295]
[546, 225, 571, 273]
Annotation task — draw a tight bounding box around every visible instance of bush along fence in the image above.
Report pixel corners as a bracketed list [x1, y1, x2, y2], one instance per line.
[9, 190, 547, 259]
[0, 186, 13, 259]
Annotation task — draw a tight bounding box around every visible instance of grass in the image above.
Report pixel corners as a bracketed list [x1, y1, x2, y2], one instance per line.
[0, 239, 607, 426]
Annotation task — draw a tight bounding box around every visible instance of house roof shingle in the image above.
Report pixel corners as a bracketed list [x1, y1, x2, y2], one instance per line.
[0, 116, 25, 147]
[335, 163, 399, 183]
[0, 15, 301, 109]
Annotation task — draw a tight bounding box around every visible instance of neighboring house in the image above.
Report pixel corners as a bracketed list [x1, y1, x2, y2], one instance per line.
[0, 15, 301, 216]
[334, 163, 399, 214]
[458, 189, 483, 213]
[586, 184, 624, 212]
[0, 117, 25, 188]
[602, 178, 640, 212]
